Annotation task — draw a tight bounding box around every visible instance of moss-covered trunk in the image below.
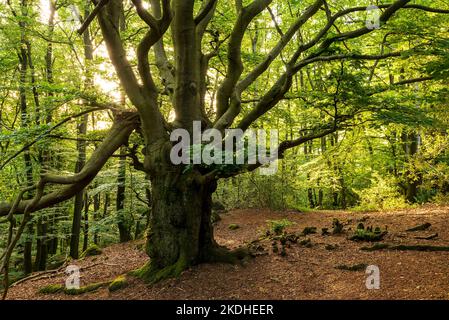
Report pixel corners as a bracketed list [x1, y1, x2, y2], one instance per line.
[148, 172, 213, 265]
[133, 145, 244, 283]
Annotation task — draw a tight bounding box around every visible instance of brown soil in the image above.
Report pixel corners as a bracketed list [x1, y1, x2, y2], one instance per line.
[7, 205, 449, 300]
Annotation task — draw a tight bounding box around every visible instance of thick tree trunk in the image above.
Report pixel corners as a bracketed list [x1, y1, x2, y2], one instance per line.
[134, 152, 246, 283]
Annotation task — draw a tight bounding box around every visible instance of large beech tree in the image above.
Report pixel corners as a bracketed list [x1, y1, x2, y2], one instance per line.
[1, 0, 449, 283]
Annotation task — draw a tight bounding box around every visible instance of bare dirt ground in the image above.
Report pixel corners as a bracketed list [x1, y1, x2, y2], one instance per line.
[7, 205, 449, 300]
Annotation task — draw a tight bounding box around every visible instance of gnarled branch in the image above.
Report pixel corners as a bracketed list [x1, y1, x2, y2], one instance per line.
[0, 112, 139, 217]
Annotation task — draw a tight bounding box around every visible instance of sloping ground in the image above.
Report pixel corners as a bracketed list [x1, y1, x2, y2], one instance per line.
[7, 205, 449, 300]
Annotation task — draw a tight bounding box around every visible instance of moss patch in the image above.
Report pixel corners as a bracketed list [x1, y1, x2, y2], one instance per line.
[130, 258, 188, 284]
[349, 225, 387, 242]
[64, 282, 107, 295]
[80, 245, 103, 258]
[228, 224, 240, 230]
[38, 284, 64, 294]
[108, 275, 128, 292]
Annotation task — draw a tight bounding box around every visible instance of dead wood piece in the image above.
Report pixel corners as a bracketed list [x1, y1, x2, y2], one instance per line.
[406, 222, 431, 232]
[414, 233, 438, 240]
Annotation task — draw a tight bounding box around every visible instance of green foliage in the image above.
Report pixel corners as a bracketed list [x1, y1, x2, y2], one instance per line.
[0, 271, 25, 290]
[267, 219, 294, 235]
[182, 144, 246, 176]
[353, 174, 409, 211]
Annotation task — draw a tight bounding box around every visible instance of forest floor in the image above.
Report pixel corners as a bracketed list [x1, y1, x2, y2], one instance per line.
[7, 205, 449, 300]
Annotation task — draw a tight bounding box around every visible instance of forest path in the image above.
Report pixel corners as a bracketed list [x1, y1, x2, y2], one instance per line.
[7, 205, 449, 300]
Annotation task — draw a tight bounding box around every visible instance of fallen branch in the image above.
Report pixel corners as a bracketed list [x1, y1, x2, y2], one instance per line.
[10, 261, 120, 288]
[10, 264, 69, 287]
[361, 243, 449, 252]
[335, 263, 368, 271]
[414, 233, 438, 240]
[406, 222, 431, 232]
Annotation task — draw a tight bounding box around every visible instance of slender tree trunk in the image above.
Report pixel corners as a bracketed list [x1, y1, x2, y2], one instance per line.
[47, 216, 58, 255]
[402, 132, 421, 203]
[34, 219, 48, 271]
[135, 187, 152, 239]
[17, 1, 34, 274]
[93, 189, 100, 245]
[23, 225, 33, 275]
[70, 3, 93, 258]
[116, 146, 131, 243]
[82, 194, 89, 252]
[42, 0, 57, 257]
[70, 127, 87, 258]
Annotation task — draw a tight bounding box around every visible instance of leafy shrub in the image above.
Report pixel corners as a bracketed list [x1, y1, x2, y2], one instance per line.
[267, 219, 295, 235]
[432, 193, 449, 205]
[353, 174, 408, 211]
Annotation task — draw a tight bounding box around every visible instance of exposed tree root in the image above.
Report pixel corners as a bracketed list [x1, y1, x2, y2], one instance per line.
[201, 245, 250, 264]
[109, 275, 128, 292]
[129, 258, 189, 285]
[130, 245, 250, 285]
[38, 281, 110, 295]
